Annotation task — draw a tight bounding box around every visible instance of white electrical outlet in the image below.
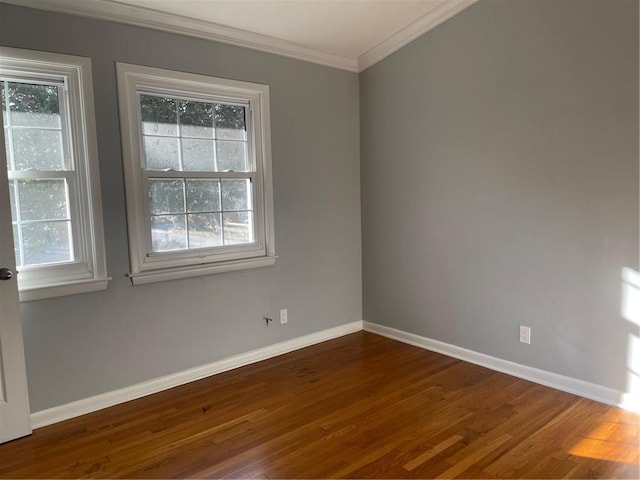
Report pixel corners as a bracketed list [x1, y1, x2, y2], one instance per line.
[280, 308, 288, 324]
[519, 325, 531, 344]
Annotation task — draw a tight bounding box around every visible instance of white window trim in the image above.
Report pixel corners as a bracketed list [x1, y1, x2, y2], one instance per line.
[0, 47, 109, 301]
[116, 63, 276, 284]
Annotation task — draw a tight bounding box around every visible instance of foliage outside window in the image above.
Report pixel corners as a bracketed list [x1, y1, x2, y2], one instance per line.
[0, 48, 108, 301]
[117, 63, 276, 284]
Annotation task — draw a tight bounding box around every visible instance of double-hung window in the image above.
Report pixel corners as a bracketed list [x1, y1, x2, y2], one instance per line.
[0, 47, 108, 301]
[117, 63, 275, 284]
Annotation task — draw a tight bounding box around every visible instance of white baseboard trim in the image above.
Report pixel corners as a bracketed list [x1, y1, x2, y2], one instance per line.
[31, 321, 363, 429]
[363, 321, 635, 412]
[31, 319, 636, 428]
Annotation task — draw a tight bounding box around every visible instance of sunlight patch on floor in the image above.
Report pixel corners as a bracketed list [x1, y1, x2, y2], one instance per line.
[569, 411, 639, 464]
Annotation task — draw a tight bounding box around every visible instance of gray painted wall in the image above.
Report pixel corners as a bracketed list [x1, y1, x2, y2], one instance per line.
[0, 4, 361, 412]
[361, 0, 639, 393]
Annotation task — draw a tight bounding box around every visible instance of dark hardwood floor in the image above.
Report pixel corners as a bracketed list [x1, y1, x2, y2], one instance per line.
[0, 331, 638, 478]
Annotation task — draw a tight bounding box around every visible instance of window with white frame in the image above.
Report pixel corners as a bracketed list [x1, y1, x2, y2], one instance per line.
[0, 47, 108, 301]
[117, 63, 275, 284]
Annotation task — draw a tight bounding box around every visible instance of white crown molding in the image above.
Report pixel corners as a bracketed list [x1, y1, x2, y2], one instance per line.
[357, 0, 479, 71]
[31, 320, 363, 428]
[1, 0, 479, 73]
[1, 0, 359, 72]
[363, 321, 639, 413]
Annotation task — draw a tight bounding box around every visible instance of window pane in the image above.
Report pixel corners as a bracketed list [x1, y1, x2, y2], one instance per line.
[140, 95, 177, 136]
[17, 179, 68, 221]
[180, 100, 213, 138]
[22, 221, 72, 265]
[1, 85, 7, 126]
[12, 225, 20, 266]
[182, 138, 215, 171]
[186, 179, 220, 213]
[3, 127, 9, 164]
[8, 82, 61, 128]
[216, 141, 247, 172]
[188, 213, 222, 248]
[151, 214, 187, 252]
[12, 128, 64, 170]
[8, 180, 16, 220]
[221, 178, 251, 211]
[149, 179, 184, 214]
[215, 104, 246, 140]
[144, 136, 180, 170]
[223, 211, 253, 245]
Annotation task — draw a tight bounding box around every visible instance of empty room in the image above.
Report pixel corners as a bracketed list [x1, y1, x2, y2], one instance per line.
[0, 0, 638, 478]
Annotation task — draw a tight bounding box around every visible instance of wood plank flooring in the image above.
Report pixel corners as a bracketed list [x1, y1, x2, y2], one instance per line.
[0, 332, 638, 478]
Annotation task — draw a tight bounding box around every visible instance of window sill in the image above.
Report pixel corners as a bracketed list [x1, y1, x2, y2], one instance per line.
[128, 255, 278, 285]
[19, 277, 111, 302]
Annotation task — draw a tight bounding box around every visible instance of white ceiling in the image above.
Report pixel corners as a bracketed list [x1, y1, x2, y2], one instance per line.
[4, 0, 478, 71]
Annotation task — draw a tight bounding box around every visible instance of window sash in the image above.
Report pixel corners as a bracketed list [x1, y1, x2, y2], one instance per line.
[141, 172, 265, 266]
[2, 77, 73, 172]
[143, 173, 258, 254]
[7, 172, 79, 269]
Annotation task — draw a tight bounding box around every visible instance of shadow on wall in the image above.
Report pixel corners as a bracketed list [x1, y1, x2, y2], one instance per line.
[621, 267, 640, 412]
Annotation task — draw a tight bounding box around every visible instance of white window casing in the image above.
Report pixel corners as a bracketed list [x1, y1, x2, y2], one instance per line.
[116, 63, 276, 284]
[0, 47, 109, 301]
